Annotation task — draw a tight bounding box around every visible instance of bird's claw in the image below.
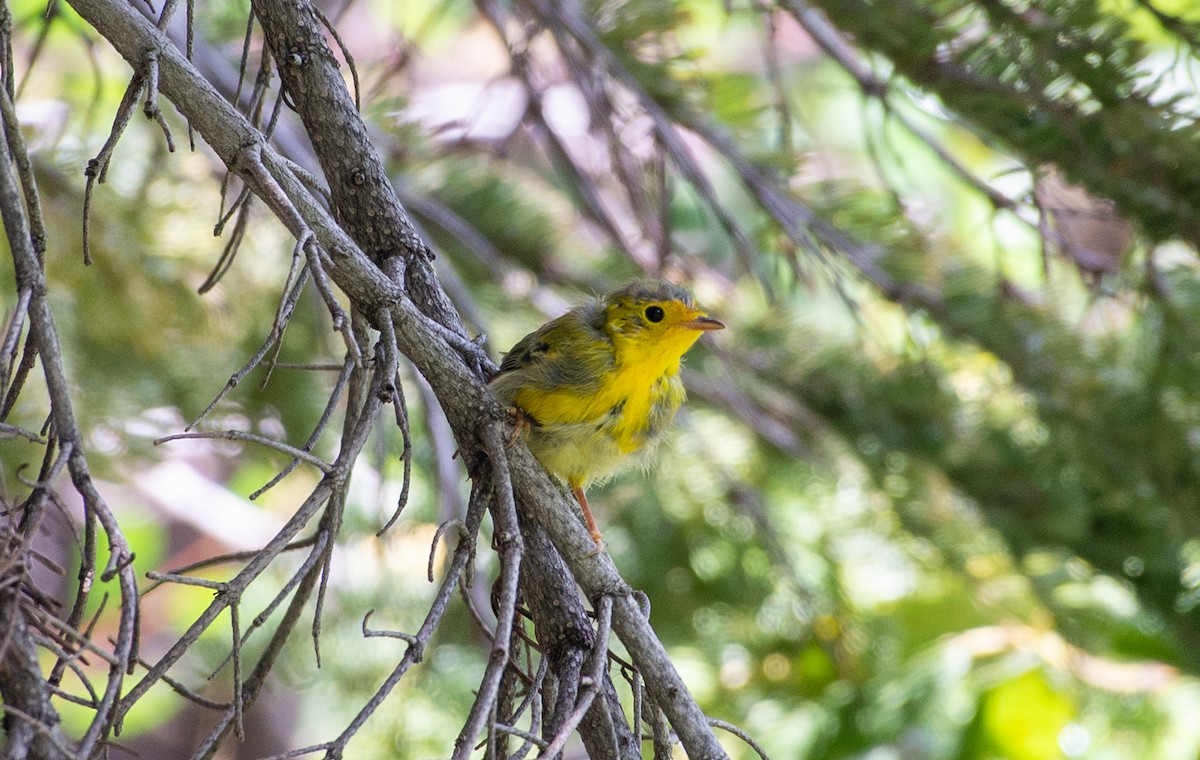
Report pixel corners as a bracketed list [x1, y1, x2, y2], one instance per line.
[586, 531, 606, 558]
[505, 406, 530, 446]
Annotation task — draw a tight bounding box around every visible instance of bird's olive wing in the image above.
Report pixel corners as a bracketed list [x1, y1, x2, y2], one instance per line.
[497, 324, 552, 373]
[495, 310, 612, 391]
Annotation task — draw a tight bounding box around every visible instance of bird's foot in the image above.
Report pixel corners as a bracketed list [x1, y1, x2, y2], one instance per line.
[505, 406, 531, 445]
[586, 530, 606, 558]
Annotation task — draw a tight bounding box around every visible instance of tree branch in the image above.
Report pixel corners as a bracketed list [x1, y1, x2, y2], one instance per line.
[58, 0, 733, 755]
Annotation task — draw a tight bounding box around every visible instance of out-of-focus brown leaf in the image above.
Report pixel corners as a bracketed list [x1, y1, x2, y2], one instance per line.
[1034, 165, 1132, 280]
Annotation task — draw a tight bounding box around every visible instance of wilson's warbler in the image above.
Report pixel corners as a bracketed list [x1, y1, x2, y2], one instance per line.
[491, 280, 724, 546]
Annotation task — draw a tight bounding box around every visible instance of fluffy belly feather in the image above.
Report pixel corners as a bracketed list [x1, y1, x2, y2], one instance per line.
[526, 372, 685, 485]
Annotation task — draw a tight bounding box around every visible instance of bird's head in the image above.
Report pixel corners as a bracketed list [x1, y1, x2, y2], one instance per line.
[601, 280, 724, 365]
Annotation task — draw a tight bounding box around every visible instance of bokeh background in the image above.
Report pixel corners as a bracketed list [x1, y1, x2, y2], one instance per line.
[6, 0, 1200, 757]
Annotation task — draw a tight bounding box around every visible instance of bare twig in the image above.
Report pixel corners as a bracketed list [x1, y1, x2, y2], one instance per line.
[361, 610, 420, 646]
[143, 571, 227, 591]
[313, 4, 359, 111]
[493, 723, 549, 750]
[154, 430, 334, 472]
[206, 531, 332, 680]
[376, 314, 413, 535]
[230, 601, 244, 739]
[249, 356, 355, 501]
[0, 84, 45, 257]
[81, 72, 146, 265]
[115, 482, 333, 723]
[141, 48, 177, 150]
[0, 421, 45, 443]
[24, 606, 122, 668]
[0, 703, 76, 760]
[318, 478, 490, 759]
[709, 717, 772, 760]
[452, 423, 525, 759]
[128, 653, 229, 710]
[541, 594, 614, 758]
[0, 80, 140, 757]
[430, 518, 465, 583]
[199, 191, 252, 293]
[142, 536, 318, 596]
[187, 266, 312, 430]
[304, 237, 362, 366]
[0, 286, 32, 405]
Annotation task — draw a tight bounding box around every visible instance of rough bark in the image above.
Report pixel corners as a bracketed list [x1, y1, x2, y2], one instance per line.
[0, 595, 72, 760]
[520, 521, 641, 760]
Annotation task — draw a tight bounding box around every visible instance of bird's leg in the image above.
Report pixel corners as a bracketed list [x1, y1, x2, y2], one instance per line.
[571, 482, 605, 552]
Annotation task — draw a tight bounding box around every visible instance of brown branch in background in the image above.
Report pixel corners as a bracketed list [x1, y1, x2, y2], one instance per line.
[399, 187, 516, 283]
[1135, 0, 1200, 51]
[474, 0, 675, 273]
[780, 0, 1025, 217]
[521, 0, 764, 284]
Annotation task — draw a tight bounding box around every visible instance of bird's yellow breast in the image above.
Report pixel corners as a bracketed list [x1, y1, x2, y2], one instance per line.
[513, 328, 694, 485]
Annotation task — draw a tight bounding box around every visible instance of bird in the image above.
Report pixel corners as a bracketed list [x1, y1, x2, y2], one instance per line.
[490, 279, 725, 548]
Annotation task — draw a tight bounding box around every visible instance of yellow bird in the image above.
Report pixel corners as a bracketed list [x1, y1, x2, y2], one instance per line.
[490, 280, 724, 546]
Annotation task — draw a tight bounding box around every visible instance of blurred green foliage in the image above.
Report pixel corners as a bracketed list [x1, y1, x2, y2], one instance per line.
[9, 0, 1200, 758]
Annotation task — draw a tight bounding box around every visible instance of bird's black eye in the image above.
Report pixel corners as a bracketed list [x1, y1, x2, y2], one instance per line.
[645, 305, 665, 323]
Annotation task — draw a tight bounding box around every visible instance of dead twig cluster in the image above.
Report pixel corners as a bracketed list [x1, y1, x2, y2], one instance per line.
[0, 0, 762, 757]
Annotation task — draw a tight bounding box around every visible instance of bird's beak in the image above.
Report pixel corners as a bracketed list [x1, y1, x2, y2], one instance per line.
[685, 315, 725, 331]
